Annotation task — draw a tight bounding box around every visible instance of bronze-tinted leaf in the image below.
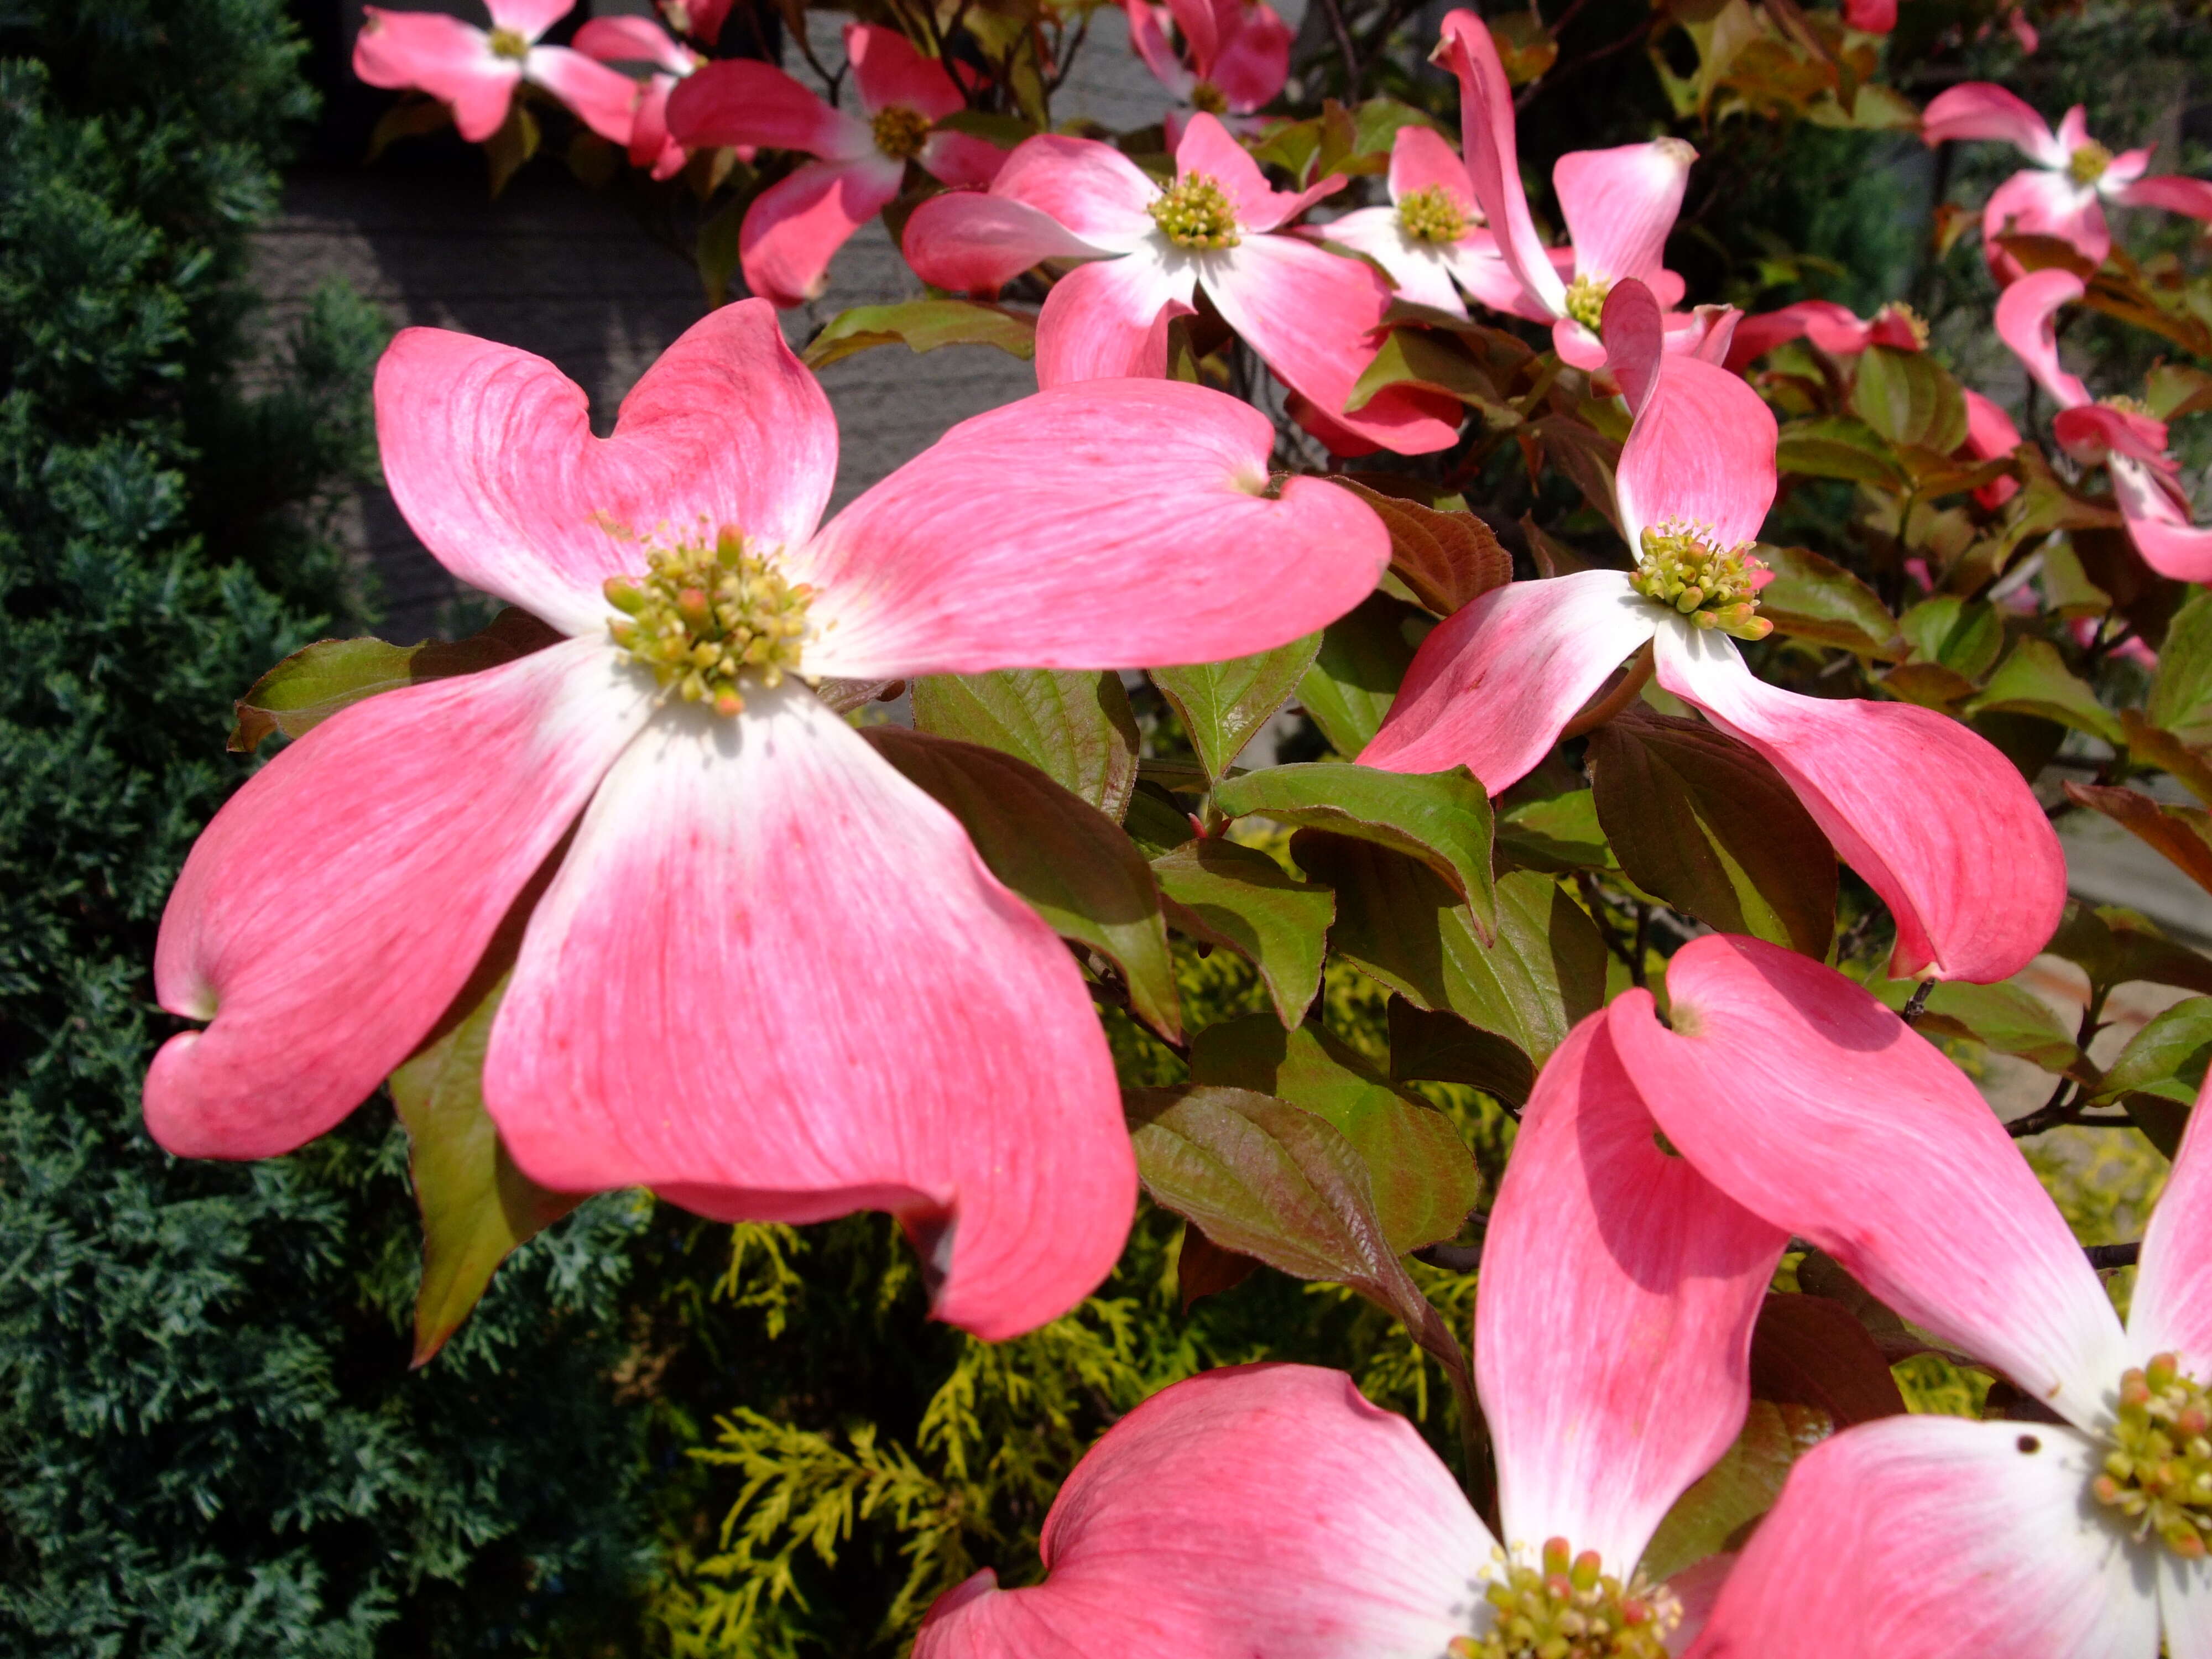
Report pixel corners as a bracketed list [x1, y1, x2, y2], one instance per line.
[1151, 838, 1334, 1027]
[1327, 479, 1512, 615]
[911, 666, 1140, 821]
[1149, 634, 1323, 780]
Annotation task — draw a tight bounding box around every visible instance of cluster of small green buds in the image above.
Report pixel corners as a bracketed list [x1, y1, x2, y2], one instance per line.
[1149, 173, 1242, 248]
[1562, 273, 1611, 332]
[603, 526, 812, 717]
[872, 105, 933, 161]
[2068, 139, 2114, 187]
[1631, 523, 1773, 640]
[1450, 1539, 1679, 1659]
[488, 25, 530, 58]
[1189, 79, 1230, 114]
[1398, 185, 1471, 244]
[2093, 1353, 2212, 1558]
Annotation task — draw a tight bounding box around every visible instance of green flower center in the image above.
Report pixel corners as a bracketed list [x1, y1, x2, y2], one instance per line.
[872, 105, 932, 161]
[603, 527, 812, 717]
[1190, 80, 1229, 114]
[1451, 1540, 1679, 1659]
[1630, 523, 1772, 640]
[1149, 173, 1241, 248]
[1563, 273, 1610, 332]
[1398, 184, 1470, 243]
[2094, 1353, 2212, 1559]
[2068, 140, 2112, 186]
[488, 26, 530, 59]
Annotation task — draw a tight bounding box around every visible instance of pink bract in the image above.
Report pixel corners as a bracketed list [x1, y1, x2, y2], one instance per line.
[901, 113, 1461, 455]
[573, 14, 700, 178]
[354, 0, 638, 146]
[1721, 299, 1925, 373]
[144, 300, 1393, 1342]
[1124, 0, 1292, 145]
[1312, 124, 1530, 321]
[913, 1009, 1785, 1657]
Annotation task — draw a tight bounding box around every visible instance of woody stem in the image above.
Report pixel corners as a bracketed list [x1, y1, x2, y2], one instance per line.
[1561, 640, 1655, 738]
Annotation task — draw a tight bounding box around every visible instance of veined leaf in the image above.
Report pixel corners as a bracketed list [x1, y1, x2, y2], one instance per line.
[1970, 638, 2122, 746]
[1149, 634, 1323, 781]
[1775, 415, 1906, 487]
[1328, 479, 1511, 616]
[1494, 787, 1613, 874]
[1851, 344, 1967, 453]
[2092, 997, 2212, 1157]
[1297, 595, 1419, 757]
[1386, 998, 1536, 1105]
[1747, 1292, 1908, 1428]
[2065, 782, 2212, 900]
[801, 298, 1037, 370]
[911, 667, 1140, 821]
[1151, 837, 1333, 1027]
[1640, 1400, 1838, 1583]
[1755, 544, 1902, 658]
[1860, 972, 2086, 1077]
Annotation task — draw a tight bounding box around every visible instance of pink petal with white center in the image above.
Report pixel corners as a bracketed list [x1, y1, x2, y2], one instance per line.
[1689, 1416, 2155, 1659]
[2131, 1073, 2212, 1379]
[1994, 265, 2091, 407]
[146, 638, 654, 1161]
[1555, 140, 1695, 289]
[1387, 122, 1473, 206]
[991, 134, 1161, 248]
[2102, 147, 2152, 189]
[1610, 934, 2127, 1428]
[1480, 1015, 1787, 1574]
[572, 14, 694, 73]
[1314, 210, 1468, 316]
[1212, 2, 1291, 111]
[846, 22, 965, 120]
[1553, 317, 1608, 370]
[2053, 106, 2094, 154]
[2054, 403, 2172, 467]
[911, 1364, 1492, 1658]
[2113, 173, 2212, 221]
[794, 378, 1391, 677]
[1672, 303, 1740, 365]
[1123, 0, 1192, 93]
[1652, 624, 2065, 984]
[1984, 166, 2110, 273]
[353, 10, 517, 144]
[1445, 232, 1552, 319]
[1964, 388, 2024, 509]
[1436, 9, 1564, 314]
[1920, 82, 2065, 166]
[740, 153, 907, 307]
[486, 686, 1133, 1340]
[2113, 454, 2212, 583]
[1174, 112, 1324, 232]
[1207, 233, 1459, 453]
[631, 75, 687, 178]
[1721, 300, 1870, 371]
[901, 192, 1121, 294]
[487, 0, 572, 38]
[1035, 247, 1196, 384]
[525, 45, 641, 144]
[1358, 569, 1655, 789]
[2162, 1556, 2212, 1659]
[375, 301, 837, 637]
[663, 57, 857, 158]
[1603, 277, 1666, 415]
[920, 130, 1009, 189]
[1607, 311, 1777, 549]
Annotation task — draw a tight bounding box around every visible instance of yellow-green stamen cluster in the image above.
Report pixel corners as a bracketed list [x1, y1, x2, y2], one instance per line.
[1190, 80, 1229, 114]
[2100, 393, 2153, 418]
[488, 25, 530, 58]
[2068, 140, 2113, 187]
[1631, 523, 1772, 640]
[872, 105, 932, 161]
[1449, 1540, 1679, 1659]
[1398, 184, 1470, 243]
[1563, 273, 1610, 332]
[1149, 173, 1241, 248]
[603, 527, 811, 717]
[2093, 1354, 2212, 1558]
[1882, 300, 1930, 348]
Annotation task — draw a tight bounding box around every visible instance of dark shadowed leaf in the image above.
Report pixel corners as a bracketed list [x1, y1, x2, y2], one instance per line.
[2093, 997, 2212, 1157]
[1348, 328, 1516, 428]
[1749, 1293, 1908, 1427]
[1151, 837, 1334, 1026]
[1494, 789, 1612, 874]
[2065, 783, 2212, 899]
[1327, 479, 1512, 615]
[911, 667, 1140, 821]
[1754, 544, 1903, 658]
[1150, 635, 1324, 780]
[1640, 1401, 1838, 1582]
[1124, 780, 1198, 858]
[1775, 415, 1908, 488]
[863, 727, 1180, 1041]
[802, 300, 1038, 369]
[1861, 974, 2085, 1076]
[1899, 596, 2003, 679]
[1387, 998, 1536, 1105]
[1527, 415, 1621, 531]
[1297, 594, 1420, 757]
[1176, 1222, 1260, 1309]
[1970, 639, 2123, 745]
[1851, 345, 1967, 452]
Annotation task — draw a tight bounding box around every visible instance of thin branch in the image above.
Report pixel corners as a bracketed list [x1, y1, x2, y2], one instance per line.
[1899, 979, 1934, 1025]
[2086, 1241, 2141, 1271]
[1313, 0, 1361, 97]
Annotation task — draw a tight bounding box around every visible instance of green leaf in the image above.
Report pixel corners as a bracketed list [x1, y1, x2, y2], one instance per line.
[1348, 328, 1516, 427]
[1328, 479, 1512, 615]
[1124, 781, 1197, 858]
[2093, 997, 2212, 1157]
[1754, 544, 1903, 658]
[1188, 1015, 1482, 1253]
[1970, 638, 2124, 746]
[862, 728, 1180, 1041]
[695, 192, 745, 309]
[1296, 839, 1604, 1070]
[1494, 788, 1612, 874]
[1640, 1400, 1838, 1583]
[1898, 595, 2003, 679]
[1386, 998, 1536, 1105]
[1775, 415, 1907, 487]
[1861, 974, 2085, 1075]
[1587, 708, 1837, 958]
[393, 968, 581, 1366]
[484, 99, 540, 197]
[800, 299, 1036, 371]
[2065, 782, 2212, 900]
[1214, 762, 1496, 935]
[229, 609, 562, 753]
[1527, 415, 1621, 531]
[2151, 589, 2212, 746]
[1149, 634, 1323, 781]
[1850, 345, 1967, 452]
[367, 95, 453, 161]
[930, 108, 1036, 148]
[2147, 364, 2212, 422]
[1747, 1292, 1908, 1428]
[1297, 594, 1419, 757]
[910, 667, 1140, 821]
[1151, 838, 1333, 1027]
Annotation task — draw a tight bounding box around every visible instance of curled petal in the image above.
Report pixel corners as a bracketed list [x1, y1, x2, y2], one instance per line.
[375, 301, 837, 636]
[1386, 121, 1473, 207]
[991, 133, 1161, 248]
[353, 10, 517, 143]
[1480, 1015, 1786, 1573]
[2053, 403, 2172, 467]
[1552, 316, 1606, 370]
[846, 21, 965, 119]
[1983, 166, 2110, 275]
[1123, 0, 1193, 93]
[487, 0, 572, 38]
[2132, 1073, 2212, 1379]
[1316, 210, 1468, 317]
[1920, 82, 2065, 166]
[2113, 453, 2212, 585]
[912, 1365, 1492, 1658]
[1721, 300, 1872, 372]
[1554, 139, 1694, 289]
[1212, 1, 1292, 111]
[901, 191, 1122, 294]
[1691, 1416, 2152, 1659]
[1653, 624, 2065, 984]
[740, 154, 906, 307]
[487, 687, 1134, 1340]
[572, 14, 695, 73]
[1610, 934, 2128, 1431]
[1358, 570, 1654, 790]
[920, 129, 1010, 190]
[147, 640, 655, 1160]
[796, 378, 1391, 677]
[1963, 388, 2023, 509]
[1609, 315, 1777, 550]
[1994, 266, 2091, 408]
[1168, 0, 1222, 74]
[1435, 8, 1564, 315]
[1035, 247, 1196, 385]
[525, 45, 641, 144]
[629, 74, 687, 179]
[2112, 173, 2212, 222]
[664, 56, 857, 156]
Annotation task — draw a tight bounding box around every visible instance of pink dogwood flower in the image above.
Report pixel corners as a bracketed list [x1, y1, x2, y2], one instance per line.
[353, 0, 638, 145]
[1963, 387, 2026, 509]
[1600, 932, 2212, 1659]
[1996, 266, 2212, 583]
[1434, 9, 1697, 369]
[1359, 280, 2065, 984]
[912, 999, 1789, 1657]
[1922, 83, 2212, 279]
[573, 14, 700, 180]
[1312, 124, 1535, 321]
[144, 300, 1391, 1343]
[1721, 298, 1927, 372]
[900, 113, 1461, 455]
[1123, 0, 1291, 148]
[663, 24, 1006, 307]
